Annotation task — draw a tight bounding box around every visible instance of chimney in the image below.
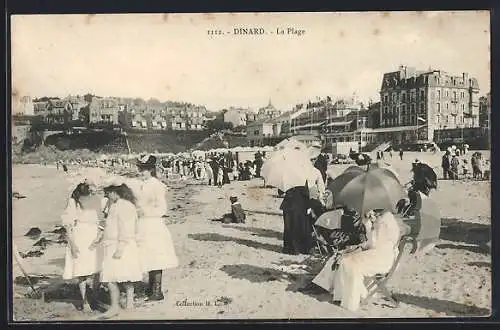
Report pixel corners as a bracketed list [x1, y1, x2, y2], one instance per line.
[462, 72, 469, 83]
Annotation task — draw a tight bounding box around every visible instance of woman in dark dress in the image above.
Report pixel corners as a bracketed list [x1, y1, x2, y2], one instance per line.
[210, 159, 219, 186]
[279, 186, 314, 255]
[222, 159, 231, 185]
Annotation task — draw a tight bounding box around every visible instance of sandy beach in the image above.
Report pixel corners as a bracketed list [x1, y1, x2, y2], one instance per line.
[11, 151, 491, 320]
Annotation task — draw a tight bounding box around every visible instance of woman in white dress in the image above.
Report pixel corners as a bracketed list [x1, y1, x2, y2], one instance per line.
[331, 210, 401, 311]
[94, 183, 143, 319]
[134, 155, 179, 302]
[62, 182, 104, 311]
[205, 161, 214, 186]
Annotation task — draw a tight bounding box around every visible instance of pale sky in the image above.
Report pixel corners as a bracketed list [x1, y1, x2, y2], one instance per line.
[11, 11, 490, 111]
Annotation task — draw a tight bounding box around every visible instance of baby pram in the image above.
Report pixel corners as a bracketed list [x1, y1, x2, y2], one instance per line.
[311, 208, 366, 261]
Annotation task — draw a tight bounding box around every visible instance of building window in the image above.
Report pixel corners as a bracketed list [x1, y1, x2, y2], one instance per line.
[446, 103, 449, 110]
[446, 90, 449, 97]
[420, 103, 424, 113]
[437, 90, 441, 99]
[437, 103, 441, 113]
[453, 91, 457, 100]
[420, 90, 425, 99]
[436, 115, 440, 123]
[461, 104, 465, 111]
[402, 93, 406, 103]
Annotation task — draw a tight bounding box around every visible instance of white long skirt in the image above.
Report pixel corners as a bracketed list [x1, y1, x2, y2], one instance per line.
[137, 217, 179, 272]
[312, 255, 337, 293]
[100, 241, 143, 283]
[332, 248, 396, 311]
[63, 222, 103, 280]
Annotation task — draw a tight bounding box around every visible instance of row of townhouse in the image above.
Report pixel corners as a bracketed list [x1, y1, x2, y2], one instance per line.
[125, 104, 208, 131]
[17, 94, 210, 131]
[31, 96, 89, 125]
[127, 112, 206, 131]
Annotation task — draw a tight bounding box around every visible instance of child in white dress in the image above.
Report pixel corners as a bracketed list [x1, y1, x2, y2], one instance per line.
[217, 167, 223, 187]
[62, 182, 104, 312]
[134, 155, 179, 302]
[94, 183, 143, 319]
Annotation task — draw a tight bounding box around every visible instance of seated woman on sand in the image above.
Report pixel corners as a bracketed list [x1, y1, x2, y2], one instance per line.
[310, 209, 401, 311]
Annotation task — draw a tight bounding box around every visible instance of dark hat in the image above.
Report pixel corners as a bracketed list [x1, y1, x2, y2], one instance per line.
[137, 154, 157, 169]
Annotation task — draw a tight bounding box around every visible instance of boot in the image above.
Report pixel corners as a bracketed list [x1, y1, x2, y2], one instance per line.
[143, 271, 154, 298]
[145, 270, 164, 302]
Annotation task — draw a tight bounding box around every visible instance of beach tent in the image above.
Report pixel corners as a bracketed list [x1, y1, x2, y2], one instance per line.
[192, 150, 205, 158]
[231, 146, 246, 152]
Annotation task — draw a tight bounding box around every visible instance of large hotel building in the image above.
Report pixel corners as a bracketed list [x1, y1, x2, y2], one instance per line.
[379, 66, 480, 144]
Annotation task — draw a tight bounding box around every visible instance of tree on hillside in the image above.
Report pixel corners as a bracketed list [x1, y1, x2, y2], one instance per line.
[33, 96, 60, 102]
[133, 98, 146, 106]
[147, 98, 162, 106]
[83, 93, 94, 103]
[79, 106, 90, 126]
[206, 118, 233, 132]
[233, 125, 246, 133]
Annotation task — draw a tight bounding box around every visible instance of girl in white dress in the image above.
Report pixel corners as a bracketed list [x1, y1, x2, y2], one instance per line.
[62, 182, 104, 312]
[95, 183, 143, 319]
[217, 167, 223, 187]
[135, 155, 179, 302]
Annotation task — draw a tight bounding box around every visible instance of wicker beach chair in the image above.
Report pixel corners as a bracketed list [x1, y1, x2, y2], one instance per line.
[362, 192, 441, 307]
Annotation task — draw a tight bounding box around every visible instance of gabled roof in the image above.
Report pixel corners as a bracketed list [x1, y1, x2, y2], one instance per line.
[49, 99, 66, 108]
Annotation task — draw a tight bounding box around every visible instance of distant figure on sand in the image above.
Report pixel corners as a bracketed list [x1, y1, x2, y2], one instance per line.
[441, 151, 451, 180]
[314, 152, 329, 183]
[204, 161, 214, 185]
[61, 182, 105, 312]
[450, 155, 460, 180]
[399, 149, 404, 160]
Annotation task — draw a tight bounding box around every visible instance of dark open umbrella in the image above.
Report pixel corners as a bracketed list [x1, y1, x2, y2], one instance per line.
[327, 166, 365, 206]
[412, 162, 438, 191]
[334, 167, 406, 215]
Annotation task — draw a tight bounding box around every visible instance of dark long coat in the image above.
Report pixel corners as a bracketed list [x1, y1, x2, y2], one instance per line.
[279, 186, 314, 255]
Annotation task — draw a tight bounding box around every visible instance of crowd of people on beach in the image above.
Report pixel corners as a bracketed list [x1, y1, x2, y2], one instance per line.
[441, 146, 488, 181]
[17, 141, 490, 316]
[158, 152, 266, 186]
